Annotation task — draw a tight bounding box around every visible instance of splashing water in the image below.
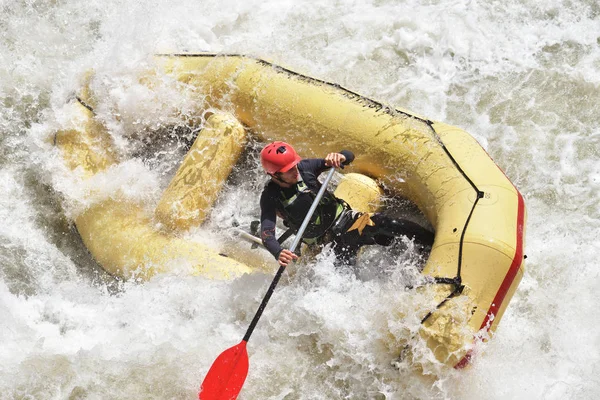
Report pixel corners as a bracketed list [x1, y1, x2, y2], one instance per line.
[1, 0, 599, 398]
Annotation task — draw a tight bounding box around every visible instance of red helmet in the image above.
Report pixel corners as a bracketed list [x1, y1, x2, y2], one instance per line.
[260, 141, 301, 174]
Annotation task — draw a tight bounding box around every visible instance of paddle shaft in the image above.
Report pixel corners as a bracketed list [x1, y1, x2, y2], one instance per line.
[242, 167, 336, 342]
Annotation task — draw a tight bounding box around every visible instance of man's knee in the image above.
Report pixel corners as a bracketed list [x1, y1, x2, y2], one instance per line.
[374, 234, 394, 246]
[373, 214, 434, 246]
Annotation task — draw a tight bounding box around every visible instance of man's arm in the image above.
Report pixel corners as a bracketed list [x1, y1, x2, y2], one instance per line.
[302, 150, 355, 176]
[325, 150, 354, 168]
[339, 150, 355, 166]
[259, 190, 283, 259]
[260, 187, 300, 267]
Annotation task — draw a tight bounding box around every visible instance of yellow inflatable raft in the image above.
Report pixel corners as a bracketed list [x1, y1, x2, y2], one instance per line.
[55, 53, 526, 369]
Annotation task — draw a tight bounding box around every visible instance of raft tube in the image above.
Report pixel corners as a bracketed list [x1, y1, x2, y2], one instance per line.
[54, 105, 255, 280]
[152, 53, 527, 368]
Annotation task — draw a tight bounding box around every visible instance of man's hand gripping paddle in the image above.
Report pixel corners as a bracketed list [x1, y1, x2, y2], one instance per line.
[199, 168, 337, 400]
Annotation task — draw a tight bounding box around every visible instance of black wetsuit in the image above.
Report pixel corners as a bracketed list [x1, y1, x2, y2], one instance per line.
[259, 151, 434, 265]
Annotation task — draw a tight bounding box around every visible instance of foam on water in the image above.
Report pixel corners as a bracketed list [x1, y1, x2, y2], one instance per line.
[1, 0, 599, 398]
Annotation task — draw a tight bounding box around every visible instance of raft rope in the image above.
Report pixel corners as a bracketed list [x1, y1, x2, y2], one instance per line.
[156, 53, 408, 118]
[75, 96, 94, 113]
[420, 120, 484, 324]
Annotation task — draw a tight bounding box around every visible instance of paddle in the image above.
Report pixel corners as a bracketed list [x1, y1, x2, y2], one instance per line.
[199, 167, 337, 400]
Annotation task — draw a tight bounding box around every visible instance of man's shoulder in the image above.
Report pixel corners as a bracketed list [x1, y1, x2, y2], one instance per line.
[298, 158, 325, 173]
[261, 181, 280, 197]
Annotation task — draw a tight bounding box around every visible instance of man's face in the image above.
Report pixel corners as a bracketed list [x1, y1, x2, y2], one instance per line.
[271, 165, 299, 187]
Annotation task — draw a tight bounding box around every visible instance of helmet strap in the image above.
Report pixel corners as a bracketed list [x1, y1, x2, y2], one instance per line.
[269, 172, 292, 188]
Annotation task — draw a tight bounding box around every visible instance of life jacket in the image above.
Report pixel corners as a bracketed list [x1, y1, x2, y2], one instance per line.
[277, 180, 345, 242]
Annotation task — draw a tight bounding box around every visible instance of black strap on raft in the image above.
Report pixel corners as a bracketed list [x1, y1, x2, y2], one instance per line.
[420, 121, 484, 325]
[420, 276, 465, 324]
[249, 220, 295, 249]
[276, 228, 295, 245]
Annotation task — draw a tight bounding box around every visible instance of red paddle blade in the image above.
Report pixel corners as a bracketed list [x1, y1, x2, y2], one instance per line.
[199, 340, 249, 400]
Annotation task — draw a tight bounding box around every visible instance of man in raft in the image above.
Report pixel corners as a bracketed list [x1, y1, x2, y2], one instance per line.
[259, 141, 434, 267]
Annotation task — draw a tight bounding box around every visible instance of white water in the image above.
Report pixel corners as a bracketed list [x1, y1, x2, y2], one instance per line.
[1, 0, 599, 399]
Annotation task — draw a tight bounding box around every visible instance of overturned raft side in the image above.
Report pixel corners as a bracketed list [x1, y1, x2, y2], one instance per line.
[54, 103, 256, 280]
[155, 53, 527, 367]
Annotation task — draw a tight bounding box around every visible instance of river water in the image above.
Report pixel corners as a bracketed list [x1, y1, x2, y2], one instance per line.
[1, 0, 599, 399]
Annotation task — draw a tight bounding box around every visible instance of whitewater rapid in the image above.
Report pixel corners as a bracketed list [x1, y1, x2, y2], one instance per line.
[1, 0, 599, 399]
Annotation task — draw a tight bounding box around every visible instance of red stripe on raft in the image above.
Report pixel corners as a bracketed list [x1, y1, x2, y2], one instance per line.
[454, 190, 525, 369]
